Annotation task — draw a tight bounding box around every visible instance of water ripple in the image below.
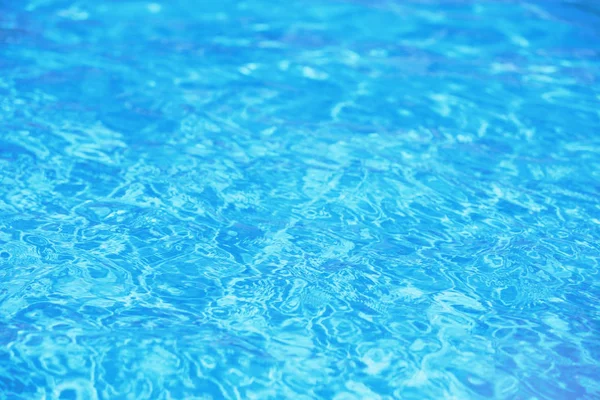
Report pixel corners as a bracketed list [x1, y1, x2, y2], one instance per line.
[1, 0, 600, 398]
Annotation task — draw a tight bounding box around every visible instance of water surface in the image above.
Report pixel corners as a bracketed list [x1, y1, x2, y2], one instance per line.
[1, 0, 599, 398]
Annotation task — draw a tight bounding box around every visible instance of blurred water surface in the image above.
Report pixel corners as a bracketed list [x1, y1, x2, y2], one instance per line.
[0, 0, 599, 398]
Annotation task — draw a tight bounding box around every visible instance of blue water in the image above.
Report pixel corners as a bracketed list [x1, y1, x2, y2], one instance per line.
[1, 0, 599, 398]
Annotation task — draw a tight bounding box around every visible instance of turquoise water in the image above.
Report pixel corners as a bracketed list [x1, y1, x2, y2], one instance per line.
[1, 0, 600, 398]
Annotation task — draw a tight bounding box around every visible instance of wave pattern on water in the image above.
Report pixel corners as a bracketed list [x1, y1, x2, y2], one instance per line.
[0, 0, 599, 399]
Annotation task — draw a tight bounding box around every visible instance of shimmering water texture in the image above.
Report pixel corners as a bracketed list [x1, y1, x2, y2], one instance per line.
[1, 0, 600, 399]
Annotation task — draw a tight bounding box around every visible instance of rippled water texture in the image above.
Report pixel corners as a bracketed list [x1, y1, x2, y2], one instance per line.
[1, 0, 599, 398]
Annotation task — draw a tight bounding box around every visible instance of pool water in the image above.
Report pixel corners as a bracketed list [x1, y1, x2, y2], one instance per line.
[1, 0, 599, 398]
